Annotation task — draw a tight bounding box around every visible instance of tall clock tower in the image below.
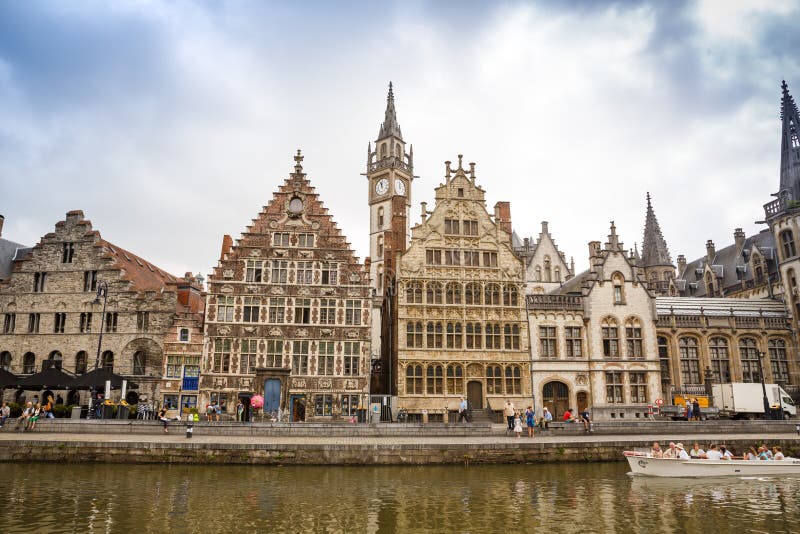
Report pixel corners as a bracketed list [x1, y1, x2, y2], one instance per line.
[367, 82, 414, 396]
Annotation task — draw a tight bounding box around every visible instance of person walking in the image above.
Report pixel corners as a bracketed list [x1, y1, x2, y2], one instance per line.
[685, 398, 693, 421]
[692, 398, 701, 421]
[503, 400, 516, 431]
[236, 400, 244, 422]
[458, 398, 469, 423]
[214, 402, 222, 422]
[525, 406, 536, 438]
[205, 402, 214, 422]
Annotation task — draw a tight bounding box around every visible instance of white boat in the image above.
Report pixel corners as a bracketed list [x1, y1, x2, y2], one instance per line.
[624, 453, 800, 478]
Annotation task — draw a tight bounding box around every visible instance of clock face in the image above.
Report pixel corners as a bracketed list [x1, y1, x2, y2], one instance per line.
[375, 178, 389, 196]
[394, 179, 406, 195]
[288, 197, 303, 214]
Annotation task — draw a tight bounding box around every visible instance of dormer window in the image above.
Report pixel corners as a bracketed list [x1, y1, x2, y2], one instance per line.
[612, 273, 625, 304]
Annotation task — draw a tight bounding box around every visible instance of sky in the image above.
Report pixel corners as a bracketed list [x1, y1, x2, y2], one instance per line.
[1, 0, 799, 278]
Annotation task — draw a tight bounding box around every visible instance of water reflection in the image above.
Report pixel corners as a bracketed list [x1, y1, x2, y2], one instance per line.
[0, 463, 798, 533]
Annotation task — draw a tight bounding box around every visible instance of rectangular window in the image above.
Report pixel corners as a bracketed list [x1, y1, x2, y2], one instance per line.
[105, 312, 118, 333]
[314, 394, 333, 416]
[292, 340, 309, 375]
[33, 272, 46, 292]
[317, 341, 335, 375]
[484, 323, 499, 349]
[3, 313, 15, 334]
[321, 263, 338, 285]
[136, 311, 150, 332]
[163, 395, 179, 410]
[166, 356, 182, 378]
[446, 322, 462, 349]
[341, 394, 359, 417]
[53, 312, 66, 334]
[427, 322, 443, 348]
[425, 249, 442, 265]
[296, 261, 313, 285]
[444, 219, 460, 235]
[245, 260, 263, 283]
[271, 260, 288, 284]
[626, 327, 643, 358]
[343, 341, 360, 376]
[319, 298, 337, 325]
[179, 328, 190, 342]
[294, 298, 311, 324]
[445, 250, 460, 266]
[769, 340, 790, 383]
[79, 312, 92, 333]
[463, 251, 480, 266]
[602, 327, 619, 358]
[565, 327, 582, 358]
[463, 220, 479, 236]
[83, 270, 97, 292]
[273, 232, 290, 247]
[605, 372, 624, 404]
[482, 252, 497, 267]
[629, 372, 647, 403]
[133, 351, 147, 375]
[298, 233, 315, 248]
[213, 339, 231, 373]
[27, 313, 40, 333]
[265, 340, 283, 368]
[62, 242, 75, 263]
[216, 296, 235, 322]
[240, 339, 258, 375]
[539, 326, 557, 359]
[345, 300, 361, 325]
[242, 297, 260, 323]
[406, 322, 423, 348]
[268, 298, 285, 323]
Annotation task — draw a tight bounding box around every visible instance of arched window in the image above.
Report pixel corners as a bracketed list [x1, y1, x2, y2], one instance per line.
[426, 322, 443, 348]
[101, 350, 114, 372]
[504, 324, 520, 350]
[406, 321, 423, 348]
[485, 323, 500, 349]
[426, 365, 443, 394]
[543, 256, 552, 282]
[486, 365, 503, 394]
[753, 253, 765, 285]
[738, 338, 760, 383]
[75, 351, 88, 374]
[612, 273, 625, 304]
[377, 207, 384, 228]
[377, 266, 383, 291]
[395, 143, 402, 158]
[465, 283, 481, 305]
[781, 230, 797, 259]
[427, 282, 443, 304]
[602, 318, 619, 358]
[535, 266, 542, 281]
[406, 282, 423, 304]
[709, 337, 730, 383]
[678, 337, 701, 385]
[446, 322, 463, 349]
[704, 271, 715, 297]
[377, 235, 384, 257]
[484, 283, 500, 305]
[133, 351, 146, 375]
[657, 336, 671, 384]
[446, 364, 464, 395]
[624, 318, 643, 359]
[502, 285, 518, 306]
[23, 352, 35, 374]
[47, 350, 63, 370]
[465, 323, 483, 349]
[769, 339, 789, 382]
[380, 143, 387, 158]
[445, 282, 461, 304]
[505, 365, 522, 394]
[405, 365, 423, 394]
[0, 351, 11, 371]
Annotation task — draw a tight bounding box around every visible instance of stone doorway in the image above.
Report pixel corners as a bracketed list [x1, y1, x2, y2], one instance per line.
[542, 381, 570, 418]
[263, 378, 281, 418]
[290, 394, 306, 422]
[467, 380, 483, 410]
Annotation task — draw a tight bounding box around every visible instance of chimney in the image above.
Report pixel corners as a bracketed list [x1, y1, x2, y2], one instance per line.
[220, 234, 233, 260]
[523, 237, 530, 251]
[677, 254, 686, 275]
[733, 228, 746, 253]
[588, 241, 602, 270]
[494, 201, 512, 234]
[706, 240, 716, 263]
[420, 202, 428, 223]
[541, 221, 549, 234]
[0, 214, 4, 238]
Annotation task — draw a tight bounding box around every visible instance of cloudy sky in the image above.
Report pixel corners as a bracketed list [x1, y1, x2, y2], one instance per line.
[1, 0, 799, 278]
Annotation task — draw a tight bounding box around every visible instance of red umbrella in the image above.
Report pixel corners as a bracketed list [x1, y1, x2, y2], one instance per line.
[251, 395, 264, 409]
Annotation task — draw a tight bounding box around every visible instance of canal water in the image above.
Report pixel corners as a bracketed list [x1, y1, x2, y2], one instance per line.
[1, 462, 799, 533]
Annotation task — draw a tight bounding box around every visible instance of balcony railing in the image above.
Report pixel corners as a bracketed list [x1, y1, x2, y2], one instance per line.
[368, 156, 412, 174]
[526, 294, 583, 311]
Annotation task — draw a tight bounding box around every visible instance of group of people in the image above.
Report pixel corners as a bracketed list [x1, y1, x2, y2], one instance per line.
[650, 441, 788, 460]
[0, 395, 57, 432]
[204, 401, 225, 422]
[502, 400, 592, 438]
[684, 398, 703, 421]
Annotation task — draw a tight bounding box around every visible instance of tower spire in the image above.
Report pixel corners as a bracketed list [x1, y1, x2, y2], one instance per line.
[641, 192, 672, 267]
[780, 80, 800, 198]
[378, 81, 403, 140]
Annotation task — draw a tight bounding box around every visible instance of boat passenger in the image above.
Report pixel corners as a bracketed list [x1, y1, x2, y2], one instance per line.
[675, 443, 690, 460]
[757, 446, 770, 460]
[745, 447, 758, 460]
[704, 444, 724, 460]
[689, 443, 705, 459]
[773, 446, 785, 461]
[663, 442, 678, 459]
[719, 446, 733, 460]
[651, 442, 663, 458]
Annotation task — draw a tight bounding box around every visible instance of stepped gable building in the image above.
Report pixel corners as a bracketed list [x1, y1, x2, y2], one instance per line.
[512, 221, 574, 294]
[528, 222, 661, 420]
[654, 297, 796, 393]
[203, 152, 371, 422]
[639, 193, 676, 296]
[395, 156, 530, 420]
[0, 210, 204, 405]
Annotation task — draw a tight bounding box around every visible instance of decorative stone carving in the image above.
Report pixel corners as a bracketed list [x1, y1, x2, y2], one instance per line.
[346, 330, 358, 338]
[213, 377, 227, 389]
[246, 285, 260, 293]
[319, 378, 332, 389]
[243, 326, 256, 333]
[296, 328, 308, 337]
[218, 326, 231, 335]
[269, 327, 282, 336]
[320, 328, 333, 337]
[344, 379, 359, 390]
[467, 363, 483, 377]
[223, 270, 234, 279]
[576, 374, 589, 385]
[221, 285, 234, 294]
[240, 378, 253, 389]
[269, 286, 285, 295]
[292, 378, 306, 388]
[250, 249, 262, 257]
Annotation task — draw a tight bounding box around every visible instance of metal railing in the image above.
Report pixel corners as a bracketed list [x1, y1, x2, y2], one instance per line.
[526, 294, 583, 310]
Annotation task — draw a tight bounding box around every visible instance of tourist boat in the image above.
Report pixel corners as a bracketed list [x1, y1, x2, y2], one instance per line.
[624, 452, 800, 478]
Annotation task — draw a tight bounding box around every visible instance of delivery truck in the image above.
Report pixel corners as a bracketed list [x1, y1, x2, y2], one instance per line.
[711, 383, 797, 419]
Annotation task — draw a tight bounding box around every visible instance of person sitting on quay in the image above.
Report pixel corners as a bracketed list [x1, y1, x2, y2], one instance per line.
[539, 407, 552, 429]
[662, 442, 678, 459]
[650, 442, 663, 458]
[525, 406, 536, 438]
[580, 409, 591, 433]
[26, 403, 41, 431]
[0, 401, 10, 427]
[15, 402, 33, 431]
[689, 443, 705, 459]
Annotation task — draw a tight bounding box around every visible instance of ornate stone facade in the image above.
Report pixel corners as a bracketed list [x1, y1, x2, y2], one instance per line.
[0, 210, 203, 406]
[396, 157, 530, 416]
[513, 221, 574, 295]
[202, 152, 371, 421]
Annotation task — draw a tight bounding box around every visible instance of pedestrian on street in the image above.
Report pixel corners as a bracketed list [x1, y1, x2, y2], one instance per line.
[214, 403, 222, 422]
[503, 400, 516, 431]
[236, 400, 244, 422]
[525, 406, 536, 438]
[458, 397, 470, 423]
[513, 412, 523, 438]
[685, 398, 693, 421]
[206, 403, 214, 422]
[692, 398, 701, 421]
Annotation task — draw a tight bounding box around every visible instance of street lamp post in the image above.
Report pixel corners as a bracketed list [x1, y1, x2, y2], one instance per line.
[88, 281, 109, 419]
[757, 351, 771, 421]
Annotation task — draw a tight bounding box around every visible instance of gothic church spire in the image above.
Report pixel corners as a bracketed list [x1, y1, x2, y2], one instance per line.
[641, 192, 672, 267]
[780, 80, 800, 199]
[378, 81, 403, 141]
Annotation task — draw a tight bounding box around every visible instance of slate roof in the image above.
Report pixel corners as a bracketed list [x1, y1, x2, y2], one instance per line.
[0, 237, 28, 281]
[656, 296, 787, 318]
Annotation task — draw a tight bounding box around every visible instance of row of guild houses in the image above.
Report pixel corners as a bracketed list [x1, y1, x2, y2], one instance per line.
[1, 81, 799, 421]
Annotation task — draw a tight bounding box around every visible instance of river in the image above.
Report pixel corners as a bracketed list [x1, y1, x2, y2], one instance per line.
[1, 462, 798, 533]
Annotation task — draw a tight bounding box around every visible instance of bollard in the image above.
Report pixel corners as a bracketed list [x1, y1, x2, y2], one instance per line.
[186, 423, 193, 439]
